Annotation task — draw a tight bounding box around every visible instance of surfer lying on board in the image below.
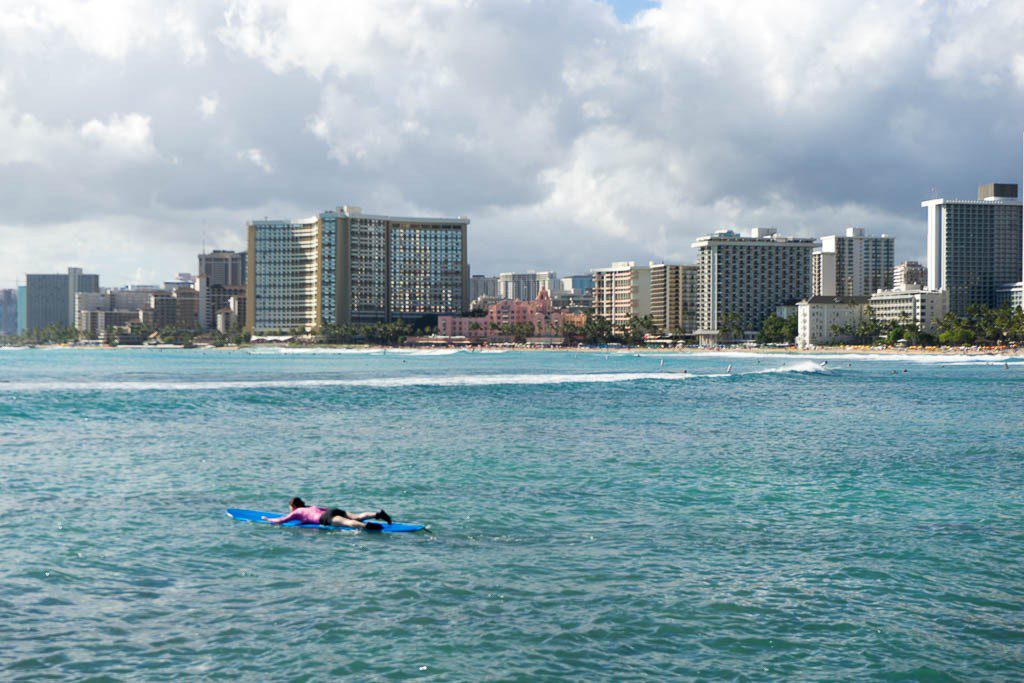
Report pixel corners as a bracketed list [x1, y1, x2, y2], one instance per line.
[262, 497, 392, 530]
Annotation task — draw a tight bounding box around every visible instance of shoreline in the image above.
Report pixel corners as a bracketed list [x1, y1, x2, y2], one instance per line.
[5, 343, 1021, 357]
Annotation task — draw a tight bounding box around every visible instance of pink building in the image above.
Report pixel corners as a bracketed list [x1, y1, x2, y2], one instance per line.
[438, 288, 584, 340]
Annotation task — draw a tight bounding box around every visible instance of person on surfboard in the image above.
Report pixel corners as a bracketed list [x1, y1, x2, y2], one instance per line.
[262, 497, 393, 531]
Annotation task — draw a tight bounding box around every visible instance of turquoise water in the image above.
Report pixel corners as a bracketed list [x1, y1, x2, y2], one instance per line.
[1, 347, 1022, 681]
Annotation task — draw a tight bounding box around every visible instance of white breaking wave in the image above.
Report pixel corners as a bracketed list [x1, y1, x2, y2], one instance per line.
[247, 347, 463, 356]
[687, 351, 1020, 365]
[0, 371, 726, 393]
[750, 360, 832, 375]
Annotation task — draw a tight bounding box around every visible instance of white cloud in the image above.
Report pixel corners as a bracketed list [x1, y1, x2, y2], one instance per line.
[1, 0, 1022, 286]
[199, 93, 218, 118]
[0, 0, 208, 62]
[239, 147, 272, 173]
[80, 113, 157, 159]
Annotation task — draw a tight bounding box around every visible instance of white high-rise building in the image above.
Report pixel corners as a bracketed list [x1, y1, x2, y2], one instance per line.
[811, 228, 894, 297]
[691, 228, 816, 343]
[923, 183, 1022, 315]
[497, 271, 559, 301]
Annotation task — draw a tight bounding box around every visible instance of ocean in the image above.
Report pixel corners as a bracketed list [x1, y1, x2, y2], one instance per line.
[1, 347, 1022, 680]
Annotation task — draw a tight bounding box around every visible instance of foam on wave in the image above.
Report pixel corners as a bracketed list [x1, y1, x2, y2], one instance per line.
[247, 347, 463, 356]
[2, 371, 735, 393]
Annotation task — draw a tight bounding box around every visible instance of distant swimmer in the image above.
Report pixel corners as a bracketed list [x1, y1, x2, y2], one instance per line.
[262, 497, 391, 531]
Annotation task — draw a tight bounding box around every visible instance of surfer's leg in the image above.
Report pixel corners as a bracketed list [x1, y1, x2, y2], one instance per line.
[328, 515, 364, 529]
[351, 510, 393, 524]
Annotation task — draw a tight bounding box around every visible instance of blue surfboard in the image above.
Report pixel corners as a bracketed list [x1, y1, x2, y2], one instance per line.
[226, 508, 425, 533]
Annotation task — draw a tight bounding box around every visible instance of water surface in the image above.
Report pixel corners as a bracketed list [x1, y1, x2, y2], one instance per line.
[1, 348, 1022, 680]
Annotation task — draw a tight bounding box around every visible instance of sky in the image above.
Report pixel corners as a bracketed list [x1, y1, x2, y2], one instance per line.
[1, 0, 1022, 287]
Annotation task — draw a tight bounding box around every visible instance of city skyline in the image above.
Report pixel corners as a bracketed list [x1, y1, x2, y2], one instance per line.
[2, 1, 1023, 286]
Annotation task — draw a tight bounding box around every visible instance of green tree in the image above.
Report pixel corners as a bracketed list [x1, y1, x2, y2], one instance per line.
[717, 312, 745, 343]
[756, 314, 798, 345]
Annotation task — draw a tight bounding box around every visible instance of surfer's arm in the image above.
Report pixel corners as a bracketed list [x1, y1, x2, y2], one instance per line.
[263, 511, 299, 524]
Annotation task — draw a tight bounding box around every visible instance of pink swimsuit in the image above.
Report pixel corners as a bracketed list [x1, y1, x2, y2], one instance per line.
[267, 506, 326, 525]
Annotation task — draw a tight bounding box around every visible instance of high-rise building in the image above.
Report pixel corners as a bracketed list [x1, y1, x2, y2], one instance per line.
[691, 228, 816, 343]
[893, 261, 927, 291]
[17, 267, 100, 333]
[498, 271, 559, 301]
[0, 289, 17, 336]
[247, 205, 469, 332]
[469, 275, 499, 302]
[811, 228, 894, 296]
[649, 264, 698, 335]
[75, 289, 159, 335]
[197, 250, 247, 330]
[923, 183, 1022, 315]
[591, 262, 651, 326]
[560, 275, 594, 296]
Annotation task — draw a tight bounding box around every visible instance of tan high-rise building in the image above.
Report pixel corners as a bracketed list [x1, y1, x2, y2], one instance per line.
[893, 261, 927, 291]
[649, 263, 698, 335]
[591, 262, 651, 327]
[247, 206, 469, 332]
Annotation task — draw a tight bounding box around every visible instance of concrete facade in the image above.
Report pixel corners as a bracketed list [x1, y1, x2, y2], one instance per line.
[498, 272, 559, 301]
[796, 296, 869, 348]
[591, 262, 652, 327]
[869, 288, 948, 333]
[923, 183, 1022, 315]
[18, 267, 100, 332]
[0, 289, 16, 336]
[813, 228, 894, 297]
[691, 228, 815, 343]
[894, 261, 927, 291]
[469, 275, 499, 302]
[198, 250, 247, 330]
[649, 263, 698, 335]
[247, 205, 469, 332]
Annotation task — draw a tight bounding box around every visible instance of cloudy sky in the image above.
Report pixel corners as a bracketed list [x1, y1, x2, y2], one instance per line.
[1, 0, 1022, 287]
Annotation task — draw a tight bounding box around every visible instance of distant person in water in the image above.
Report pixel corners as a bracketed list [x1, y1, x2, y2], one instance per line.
[262, 497, 392, 531]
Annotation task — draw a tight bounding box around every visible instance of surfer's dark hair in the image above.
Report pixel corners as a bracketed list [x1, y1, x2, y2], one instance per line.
[290, 497, 305, 508]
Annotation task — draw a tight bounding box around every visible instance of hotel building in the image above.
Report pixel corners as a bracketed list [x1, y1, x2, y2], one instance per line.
[796, 296, 869, 348]
[691, 228, 816, 343]
[869, 288, 948, 333]
[17, 267, 100, 333]
[498, 271, 559, 301]
[591, 262, 651, 327]
[893, 261, 927, 291]
[649, 263, 698, 335]
[197, 250, 247, 330]
[923, 183, 1022, 315]
[811, 228, 894, 297]
[0, 289, 16, 336]
[247, 205, 469, 332]
[469, 275, 499, 302]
